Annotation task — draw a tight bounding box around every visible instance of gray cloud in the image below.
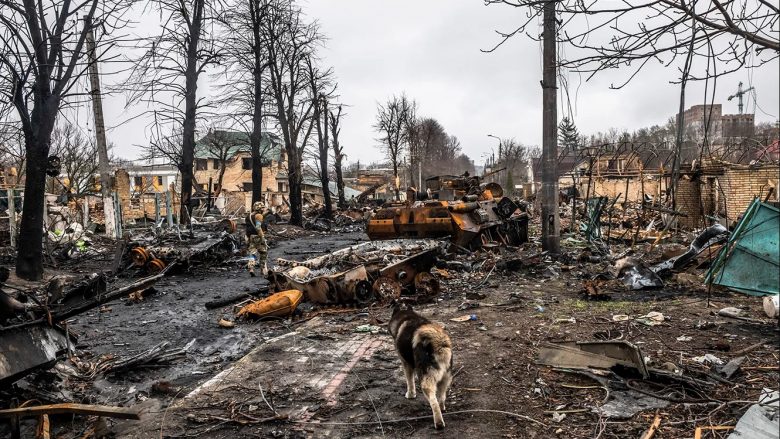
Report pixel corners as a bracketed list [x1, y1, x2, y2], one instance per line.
[102, 0, 780, 168]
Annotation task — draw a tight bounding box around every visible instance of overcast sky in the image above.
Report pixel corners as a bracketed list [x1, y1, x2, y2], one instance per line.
[102, 0, 780, 168]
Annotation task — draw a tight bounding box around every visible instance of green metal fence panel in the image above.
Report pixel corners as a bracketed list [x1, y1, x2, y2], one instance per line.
[706, 198, 779, 296]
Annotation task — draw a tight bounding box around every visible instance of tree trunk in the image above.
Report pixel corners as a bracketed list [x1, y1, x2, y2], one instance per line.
[318, 100, 332, 219]
[392, 162, 400, 200]
[250, 133, 263, 204]
[334, 150, 346, 209]
[85, 25, 117, 239]
[179, 0, 204, 226]
[216, 162, 227, 200]
[250, 0, 264, 205]
[287, 150, 303, 225]
[16, 133, 51, 280]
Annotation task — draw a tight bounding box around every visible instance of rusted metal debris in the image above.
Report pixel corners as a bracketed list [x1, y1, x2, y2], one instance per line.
[124, 232, 238, 275]
[367, 174, 528, 249]
[0, 270, 168, 384]
[270, 240, 445, 305]
[236, 290, 303, 319]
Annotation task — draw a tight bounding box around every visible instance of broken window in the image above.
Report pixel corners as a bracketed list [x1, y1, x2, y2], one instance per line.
[155, 176, 163, 186]
[278, 182, 286, 193]
[133, 176, 143, 188]
[242, 158, 252, 170]
[195, 159, 208, 171]
[213, 159, 221, 169]
[243, 182, 253, 192]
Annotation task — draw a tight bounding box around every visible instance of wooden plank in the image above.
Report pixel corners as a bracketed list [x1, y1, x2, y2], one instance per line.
[0, 403, 140, 420]
[694, 425, 735, 439]
[640, 413, 661, 439]
[37, 414, 50, 439]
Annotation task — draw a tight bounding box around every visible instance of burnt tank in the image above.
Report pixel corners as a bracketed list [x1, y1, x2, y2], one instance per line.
[366, 173, 528, 249]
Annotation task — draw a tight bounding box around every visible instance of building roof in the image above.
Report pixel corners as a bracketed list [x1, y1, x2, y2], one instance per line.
[194, 130, 284, 161]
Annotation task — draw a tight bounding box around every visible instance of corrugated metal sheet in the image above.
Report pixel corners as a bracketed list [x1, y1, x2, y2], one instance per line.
[706, 198, 780, 296]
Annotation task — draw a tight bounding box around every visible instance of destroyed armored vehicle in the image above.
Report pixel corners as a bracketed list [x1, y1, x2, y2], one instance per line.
[366, 173, 528, 249]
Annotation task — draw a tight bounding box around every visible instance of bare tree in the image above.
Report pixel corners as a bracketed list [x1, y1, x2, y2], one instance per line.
[200, 128, 240, 195]
[329, 104, 347, 209]
[0, 0, 130, 280]
[406, 116, 474, 181]
[217, 0, 272, 204]
[50, 122, 101, 196]
[264, 1, 320, 225]
[374, 93, 416, 200]
[305, 55, 336, 219]
[143, 129, 185, 170]
[486, 1, 778, 86]
[123, 0, 225, 226]
[497, 138, 530, 190]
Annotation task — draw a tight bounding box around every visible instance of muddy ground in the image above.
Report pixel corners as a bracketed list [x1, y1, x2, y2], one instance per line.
[3, 227, 779, 439]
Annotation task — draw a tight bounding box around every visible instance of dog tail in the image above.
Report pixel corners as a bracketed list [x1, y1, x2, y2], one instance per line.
[413, 324, 452, 372]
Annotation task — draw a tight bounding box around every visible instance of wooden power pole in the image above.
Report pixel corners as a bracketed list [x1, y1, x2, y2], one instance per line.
[85, 21, 118, 238]
[541, 0, 560, 254]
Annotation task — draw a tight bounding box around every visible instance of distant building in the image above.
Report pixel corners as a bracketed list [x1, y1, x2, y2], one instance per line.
[124, 160, 180, 195]
[193, 130, 286, 210]
[721, 113, 755, 138]
[681, 104, 755, 141]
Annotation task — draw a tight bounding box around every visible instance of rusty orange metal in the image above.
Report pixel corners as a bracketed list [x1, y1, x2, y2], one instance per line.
[367, 174, 528, 249]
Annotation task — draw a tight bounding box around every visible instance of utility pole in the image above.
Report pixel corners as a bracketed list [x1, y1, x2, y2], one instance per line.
[727, 81, 755, 114]
[85, 20, 118, 238]
[540, 0, 560, 254]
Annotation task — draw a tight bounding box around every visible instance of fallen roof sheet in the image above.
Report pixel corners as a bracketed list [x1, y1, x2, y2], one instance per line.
[706, 198, 779, 296]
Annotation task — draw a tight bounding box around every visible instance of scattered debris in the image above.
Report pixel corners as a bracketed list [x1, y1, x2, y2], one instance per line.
[726, 389, 779, 439]
[218, 318, 236, 329]
[236, 290, 302, 319]
[536, 340, 649, 378]
[450, 314, 477, 322]
[596, 390, 670, 419]
[636, 311, 665, 326]
[692, 354, 724, 365]
[763, 295, 779, 318]
[717, 356, 745, 379]
[353, 324, 381, 334]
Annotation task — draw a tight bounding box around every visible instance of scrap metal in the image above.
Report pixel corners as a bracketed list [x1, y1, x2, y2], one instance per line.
[366, 174, 528, 249]
[706, 198, 779, 296]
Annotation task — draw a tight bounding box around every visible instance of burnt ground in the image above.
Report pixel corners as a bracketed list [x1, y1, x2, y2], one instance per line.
[4, 229, 779, 439]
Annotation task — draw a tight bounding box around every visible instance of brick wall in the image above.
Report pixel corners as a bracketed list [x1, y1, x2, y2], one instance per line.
[572, 176, 663, 203]
[676, 177, 703, 228]
[194, 153, 281, 194]
[675, 163, 779, 228]
[114, 169, 177, 222]
[717, 165, 779, 223]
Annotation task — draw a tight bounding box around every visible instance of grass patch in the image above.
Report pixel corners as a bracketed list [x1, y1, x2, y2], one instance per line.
[563, 299, 651, 314]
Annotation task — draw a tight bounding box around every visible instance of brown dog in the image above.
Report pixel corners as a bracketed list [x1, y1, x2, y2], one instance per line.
[388, 303, 453, 429]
